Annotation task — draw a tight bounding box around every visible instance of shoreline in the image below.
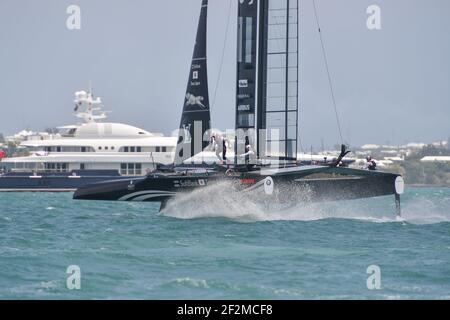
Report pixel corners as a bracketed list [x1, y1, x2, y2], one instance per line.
[406, 184, 450, 188]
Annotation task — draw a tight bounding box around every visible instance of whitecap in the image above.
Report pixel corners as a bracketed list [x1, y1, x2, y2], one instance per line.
[40, 280, 58, 290]
[175, 277, 210, 289]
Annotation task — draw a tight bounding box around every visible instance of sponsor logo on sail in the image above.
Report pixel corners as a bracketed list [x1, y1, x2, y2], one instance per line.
[239, 79, 248, 88]
[180, 123, 192, 143]
[237, 93, 251, 99]
[191, 64, 201, 70]
[185, 93, 207, 109]
[193, 71, 199, 80]
[238, 104, 251, 111]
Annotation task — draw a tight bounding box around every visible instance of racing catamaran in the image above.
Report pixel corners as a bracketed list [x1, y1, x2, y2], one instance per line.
[73, 0, 404, 216]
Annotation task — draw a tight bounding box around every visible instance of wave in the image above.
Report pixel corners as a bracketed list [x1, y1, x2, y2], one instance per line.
[401, 190, 450, 225]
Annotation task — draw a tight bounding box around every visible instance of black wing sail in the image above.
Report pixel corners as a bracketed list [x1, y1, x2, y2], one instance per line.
[175, 0, 211, 165]
[235, 0, 259, 164]
[235, 0, 299, 163]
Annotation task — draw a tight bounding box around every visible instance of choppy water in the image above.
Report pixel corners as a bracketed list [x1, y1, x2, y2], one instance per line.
[0, 187, 449, 299]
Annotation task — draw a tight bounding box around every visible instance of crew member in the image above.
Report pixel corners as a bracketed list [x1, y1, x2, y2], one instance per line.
[222, 137, 227, 162]
[244, 136, 255, 166]
[366, 156, 377, 171]
[211, 133, 226, 164]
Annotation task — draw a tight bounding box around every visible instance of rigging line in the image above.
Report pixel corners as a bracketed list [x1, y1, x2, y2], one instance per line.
[312, 0, 344, 145]
[211, 0, 233, 111]
[298, 134, 305, 154]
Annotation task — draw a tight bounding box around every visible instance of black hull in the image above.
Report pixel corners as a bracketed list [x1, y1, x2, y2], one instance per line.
[73, 166, 404, 215]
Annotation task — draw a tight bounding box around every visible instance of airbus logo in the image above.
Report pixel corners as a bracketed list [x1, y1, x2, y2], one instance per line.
[238, 104, 251, 111]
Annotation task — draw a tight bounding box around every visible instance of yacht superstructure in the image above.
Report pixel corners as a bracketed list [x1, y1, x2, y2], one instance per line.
[0, 90, 177, 191]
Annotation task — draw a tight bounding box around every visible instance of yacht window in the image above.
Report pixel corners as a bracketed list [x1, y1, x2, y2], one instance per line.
[135, 164, 142, 175]
[80, 163, 85, 170]
[99, 146, 102, 150]
[45, 162, 68, 173]
[56, 163, 65, 172]
[105, 146, 109, 150]
[162, 147, 167, 153]
[120, 163, 143, 176]
[156, 147, 161, 152]
[56, 146, 62, 152]
[111, 146, 115, 150]
[81, 147, 86, 152]
[137, 147, 142, 153]
[130, 147, 135, 153]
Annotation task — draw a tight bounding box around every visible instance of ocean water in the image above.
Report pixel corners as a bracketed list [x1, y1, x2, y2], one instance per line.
[0, 187, 449, 299]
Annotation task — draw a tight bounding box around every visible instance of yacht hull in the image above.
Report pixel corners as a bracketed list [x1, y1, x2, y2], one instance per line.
[0, 170, 137, 192]
[73, 166, 404, 214]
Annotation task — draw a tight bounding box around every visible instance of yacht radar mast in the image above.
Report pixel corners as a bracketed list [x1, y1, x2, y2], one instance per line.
[73, 90, 107, 123]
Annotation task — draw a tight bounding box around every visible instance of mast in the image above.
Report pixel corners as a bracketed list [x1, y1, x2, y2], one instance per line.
[74, 90, 106, 123]
[175, 0, 211, 165]
[235, 0, 299, 163]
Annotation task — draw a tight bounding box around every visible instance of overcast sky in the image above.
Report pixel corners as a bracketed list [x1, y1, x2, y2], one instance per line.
[0, 0, 449, 150]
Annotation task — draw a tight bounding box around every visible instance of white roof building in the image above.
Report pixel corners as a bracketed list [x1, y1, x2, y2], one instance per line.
[360, 144, 380, 150]
[420, 156, 450, 163]
[384, 156, 404, 162]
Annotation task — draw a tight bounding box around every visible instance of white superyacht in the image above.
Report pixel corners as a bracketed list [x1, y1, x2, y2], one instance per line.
[0, 90, 177, 191]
